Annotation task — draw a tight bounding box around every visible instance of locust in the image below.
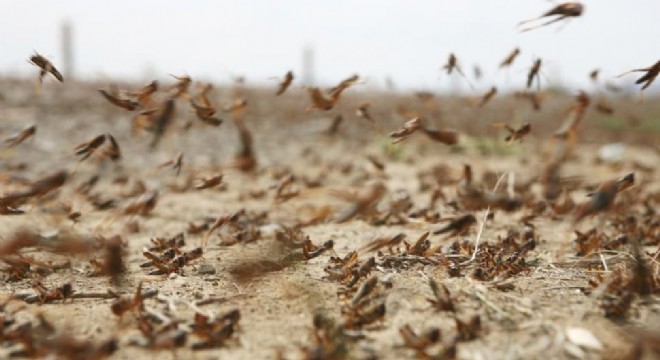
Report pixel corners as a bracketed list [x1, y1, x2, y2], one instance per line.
[275, 70, 294, 96]
[618, 60, 660, 90]
[29, 53, 63, 83]
[518, 2, 584, 32]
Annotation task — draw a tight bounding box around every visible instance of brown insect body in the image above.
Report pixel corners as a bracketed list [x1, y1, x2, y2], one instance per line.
[433, 214, 477, 237]
[98, 89, 139, 111]
[421, 127, 459, 145]
[134, 80, 159, 107]
[32, 281, 74, 304]
[74, 134, 121, 162]
[519, 2, 584, 32]
[150, 99, 175, 148]
[553, 91, 590, 140]
[170, 74, 192, 99]
[5, 170, 68, 208]
[356, 102, 374, 122]
[307, 74, 360, 111]
[323, 115, 343, 135]
[29, 53, 63, 82]
[276, 70, 294, 95]
[191, 309, 241, 349]
[478, 86, 497, 107]
[159, 152, 184, 175]
[634, 60, 660, 89]
[334, 181, 387, 223]
[497, 122, 531, 143]
[499, 48, 520, 68]
[399, 324, 441, 351]
[5, 125, 36, 148]
[619, 60, 660, 90]
[527, 59, 542, 89]
[573, 173, 634, 224]
[111, 283, 144, 316]
[195, 173, 224, 190]
[542, 3, 583, 17]
[233, 119, 257, 172]
[443, 53, 459, 75]
[514, 91, 542, 111]
[124, 190, 159, 216]
[190, 84, 223, 126]
[427, 278, 455, 312]
[390, 117, 422, 143]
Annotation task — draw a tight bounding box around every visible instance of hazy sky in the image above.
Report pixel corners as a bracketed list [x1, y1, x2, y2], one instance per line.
[1, 1, 658, 91]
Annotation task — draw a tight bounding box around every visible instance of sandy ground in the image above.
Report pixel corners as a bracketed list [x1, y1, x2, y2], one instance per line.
[0, 78, 659, 359]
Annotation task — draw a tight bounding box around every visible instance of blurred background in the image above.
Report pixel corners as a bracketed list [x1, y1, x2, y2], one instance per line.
[1, 0, 658, 92]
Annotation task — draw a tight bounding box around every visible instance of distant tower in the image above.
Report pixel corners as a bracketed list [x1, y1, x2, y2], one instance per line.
[301, 45, 315, 85]
[60, 20, 74, 79]
[449, 72, 462, 94]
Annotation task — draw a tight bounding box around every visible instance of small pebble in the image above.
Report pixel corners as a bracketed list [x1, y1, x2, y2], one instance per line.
[197, 263, 216, 275]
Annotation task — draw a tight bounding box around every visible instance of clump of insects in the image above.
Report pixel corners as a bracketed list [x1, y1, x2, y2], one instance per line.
[4, 19, 659, 360]
[133, 318, 188, 350]
[88, 235, 125, 282]
[141, 246, 203, 275]
[111, 283, 145, 317]
[190, 309, 241, 349]
[341, 275, 387, 329]
[300, 313, 350, 359]
[2, 312, 118, 359]
[31, 281, 74, 304]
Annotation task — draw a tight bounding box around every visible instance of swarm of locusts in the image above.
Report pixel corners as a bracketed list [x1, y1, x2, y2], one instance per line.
[0, 2, 659, 359]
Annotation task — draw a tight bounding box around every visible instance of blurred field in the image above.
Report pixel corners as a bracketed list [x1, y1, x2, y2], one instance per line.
[0, 77, 658, 360]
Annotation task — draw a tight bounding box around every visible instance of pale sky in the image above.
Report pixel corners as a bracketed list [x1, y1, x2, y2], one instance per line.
[1, 0, 658, 91]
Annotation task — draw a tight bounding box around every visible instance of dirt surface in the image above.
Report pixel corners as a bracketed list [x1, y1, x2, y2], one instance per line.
[0, 78, 659, 359]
